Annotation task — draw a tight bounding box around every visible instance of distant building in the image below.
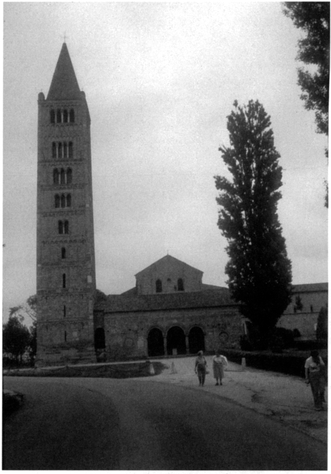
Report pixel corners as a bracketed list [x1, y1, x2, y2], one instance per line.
[277, 283, 328, 339]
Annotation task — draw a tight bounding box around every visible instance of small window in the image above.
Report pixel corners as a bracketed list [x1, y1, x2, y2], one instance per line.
[63, 305, 66, 318]
[64, 220, 69, 234]
[63, 109, 68, 123]
[58, 220, 63, 234]
[57, 109, 62, 123]
[63, 142, 68, 159]
[55, 194, 60, 208]
[60, 168, 65, 184]
[52, 142, 56, 159]
[50, 109, 55, 124]
[311, 305, 314, 313]
[58, 142, 63, 159]
[178, 278, 184, 291]
[64, 331, 67, 342]
[62, 273, 66, 288]
[69, 142, 73, 159]
[156, 279, 162, 293]
[53, 169, 59, 184]
[61, 194, 66, 208]
[66, 194, 71, 207]
[67, 168, 72, 184]
[69, 109, 75, 123]
[61, 247, 66, 259]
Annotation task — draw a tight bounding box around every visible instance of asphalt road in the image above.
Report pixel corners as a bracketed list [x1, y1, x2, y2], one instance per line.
[3, 376, 327, 470]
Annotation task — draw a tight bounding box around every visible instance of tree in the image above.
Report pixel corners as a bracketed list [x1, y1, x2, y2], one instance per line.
[316, 305, 328, 343]
[215, 100, 292, 344]
[283, 2, 329, 136]
[3, 316, 31, 363]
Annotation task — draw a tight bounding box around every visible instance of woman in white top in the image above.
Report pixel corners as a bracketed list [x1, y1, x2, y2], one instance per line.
[212, 351, 228, 386]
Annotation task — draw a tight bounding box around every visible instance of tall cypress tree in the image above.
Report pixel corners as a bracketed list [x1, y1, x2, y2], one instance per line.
[215, 100, 292, 342]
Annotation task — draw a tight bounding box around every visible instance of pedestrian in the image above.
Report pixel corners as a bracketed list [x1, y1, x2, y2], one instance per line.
[213, 350, 228, 385]
[195, 350, 207, 386]
[304, 350, 326, 411]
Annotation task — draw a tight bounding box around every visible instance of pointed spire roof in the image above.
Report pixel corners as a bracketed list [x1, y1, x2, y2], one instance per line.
[47, 43, 82, 100]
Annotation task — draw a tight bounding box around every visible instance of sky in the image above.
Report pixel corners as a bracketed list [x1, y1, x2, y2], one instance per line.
[3, 2, 328, 321]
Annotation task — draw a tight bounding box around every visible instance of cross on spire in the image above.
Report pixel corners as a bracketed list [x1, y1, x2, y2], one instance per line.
[62, 32, 68, 43]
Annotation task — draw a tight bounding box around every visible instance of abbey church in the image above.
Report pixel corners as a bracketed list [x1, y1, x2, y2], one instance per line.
[36, 44, 327, 366]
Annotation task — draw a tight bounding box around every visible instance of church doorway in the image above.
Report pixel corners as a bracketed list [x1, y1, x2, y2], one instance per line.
[188, 326, 205, 354]
[147, 328, 165, 357]
[167, 326, 186, 355]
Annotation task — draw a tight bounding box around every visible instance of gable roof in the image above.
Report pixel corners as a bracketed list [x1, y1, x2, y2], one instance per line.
[95, 288, 235, 314]
[135, 254, 203, 278]
[47, 43, 82, 100]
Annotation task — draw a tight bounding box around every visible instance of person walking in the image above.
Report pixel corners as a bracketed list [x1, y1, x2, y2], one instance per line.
[304, 350, 326, 411]
[195, 350, 207, 386]
[212, 350, 228, 385]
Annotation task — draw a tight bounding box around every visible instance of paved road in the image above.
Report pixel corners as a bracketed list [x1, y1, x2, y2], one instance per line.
[3, 376, 327, 470]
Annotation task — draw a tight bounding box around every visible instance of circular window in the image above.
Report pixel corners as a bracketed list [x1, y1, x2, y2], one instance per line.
[219, 331, 229, 343]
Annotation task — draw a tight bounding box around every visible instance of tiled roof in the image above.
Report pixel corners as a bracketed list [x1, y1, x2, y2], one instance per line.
[135, 254, 203, 277]
[293, 283, 328, 293]
[47, 43, 82, 100]
[95, 288, 235, 313]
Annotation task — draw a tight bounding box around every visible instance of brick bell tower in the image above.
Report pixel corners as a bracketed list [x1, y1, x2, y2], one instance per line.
[36, 43, 96, 366]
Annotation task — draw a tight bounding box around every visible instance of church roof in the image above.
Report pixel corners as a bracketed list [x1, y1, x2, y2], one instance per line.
[135, 254, 203, 278]
[95, 288, 235, 314]
[47, 43, 82, 100]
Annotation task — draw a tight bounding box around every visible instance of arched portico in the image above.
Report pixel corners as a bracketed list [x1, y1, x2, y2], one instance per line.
[147, 327, 165, 356]
[188, 326, 205, 354]
[167, 326, 186, 355]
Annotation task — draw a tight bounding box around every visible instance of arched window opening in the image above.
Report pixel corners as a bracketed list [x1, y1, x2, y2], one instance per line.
[50, 109, 55, 124]
[63, 109, 68, 123]
[63, 305, 66, 318]
[64, 220, 69, 234]
[148, 328, 165, 357]
[60, 168, 65, 184]
[67, 168, 72, 184]
[167, 326, 186, 355]
[57, 109, 62, 123]
[63, 142, 68, 159]
[188, 327, 205, 354]
[58, 142, 62, 159]
[69, 109, 75, 123]
[58, 220, 64, 234]
[61, 194, 66, 208]
[156, 279, 162, 293]
[55, 194, 60, 208]
[69, 142, 73, 159]
[62, 273, 66, 288]
[53, 169, 59, 184]
[178, 278, 184, 291]
[52, 142, 56, 159]
[66, 194, 71, 207]
[61, 247, 66, 259]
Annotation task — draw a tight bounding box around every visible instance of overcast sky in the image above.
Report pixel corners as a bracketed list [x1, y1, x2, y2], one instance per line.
[3, 2, 328, 319]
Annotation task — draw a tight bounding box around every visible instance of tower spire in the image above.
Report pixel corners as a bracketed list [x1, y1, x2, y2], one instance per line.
[47, 43, 81, 100]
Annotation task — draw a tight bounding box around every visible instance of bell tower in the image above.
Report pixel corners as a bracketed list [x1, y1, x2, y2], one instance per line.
[36, 43, 96, 366]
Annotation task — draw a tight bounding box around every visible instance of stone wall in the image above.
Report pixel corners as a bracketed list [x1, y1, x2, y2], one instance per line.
[101, 306, 242, 360]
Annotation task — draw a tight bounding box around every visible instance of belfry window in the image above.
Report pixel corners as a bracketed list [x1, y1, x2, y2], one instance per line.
[64, 220, 69, 234]
[63, 109, 68, 123]
[69, 142, 73, 159]
[55, 194, 60, 208]
[58, 220, 69, 234]
[53, 169, 59, 184]
[66, 194, 71, 207]
[60, 168, 65, 184]
[50, 109, 55, 124]
[52, 142, 57, 159]
[67, 168, 72, 184]
[156, 279, 162, 293]
[61, 194, 66, 208]
[69, 109, 75, 123]
[58, 220, 63, 234]
[57, 109, 62, 123]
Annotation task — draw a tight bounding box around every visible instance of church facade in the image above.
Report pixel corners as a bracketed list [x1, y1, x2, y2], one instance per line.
[94, 255, 243, 361]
